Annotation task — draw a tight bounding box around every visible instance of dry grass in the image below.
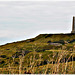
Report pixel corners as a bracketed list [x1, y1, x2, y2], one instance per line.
[0, 48, 75, 74]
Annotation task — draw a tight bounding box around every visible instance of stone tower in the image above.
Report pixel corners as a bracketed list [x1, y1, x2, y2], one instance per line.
[71, 16, 75, 33]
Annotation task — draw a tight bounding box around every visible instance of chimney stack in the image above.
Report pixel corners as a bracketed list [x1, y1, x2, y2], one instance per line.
[71, 16, 75, 33]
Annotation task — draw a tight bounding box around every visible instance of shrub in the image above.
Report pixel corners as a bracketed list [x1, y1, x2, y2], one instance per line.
[0, 61, 5, 64]
[0, 55, 6, 58]
[53, 40, 65, 44]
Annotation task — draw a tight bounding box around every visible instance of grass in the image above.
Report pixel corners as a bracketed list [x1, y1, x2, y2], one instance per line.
[0, 52, 74, 74]
[0, 34, 75, 74]
[46, 49, 66, 52]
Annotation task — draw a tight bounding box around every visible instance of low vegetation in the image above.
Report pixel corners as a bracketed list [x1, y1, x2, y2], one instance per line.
[0, 34, 75, 74]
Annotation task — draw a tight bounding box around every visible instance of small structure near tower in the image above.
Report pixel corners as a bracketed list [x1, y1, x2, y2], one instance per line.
[71, 16, 75, 33]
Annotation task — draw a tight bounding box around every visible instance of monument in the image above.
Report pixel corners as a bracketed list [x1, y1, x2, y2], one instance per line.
[71, 16, 75, 33]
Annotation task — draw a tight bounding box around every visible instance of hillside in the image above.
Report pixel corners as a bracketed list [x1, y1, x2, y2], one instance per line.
[0, 33, 75, 74]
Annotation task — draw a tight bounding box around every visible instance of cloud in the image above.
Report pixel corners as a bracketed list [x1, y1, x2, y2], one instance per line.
[0, 1, 75, 45]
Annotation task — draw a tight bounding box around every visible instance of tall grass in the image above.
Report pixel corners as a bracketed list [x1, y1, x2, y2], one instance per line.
[0, 46, 75, 74]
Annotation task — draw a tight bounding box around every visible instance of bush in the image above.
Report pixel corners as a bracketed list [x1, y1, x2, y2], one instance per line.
[47, 41, 51, 43]
[15, 61, 19, 65]
[53, 40, 65, 44]
[0, 61, 5, 64]
[69, 39, 75, 43]
[0, 55, 6, 58]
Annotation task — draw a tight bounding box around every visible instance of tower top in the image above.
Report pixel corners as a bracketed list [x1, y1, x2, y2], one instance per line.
[71, 16, 75, 33]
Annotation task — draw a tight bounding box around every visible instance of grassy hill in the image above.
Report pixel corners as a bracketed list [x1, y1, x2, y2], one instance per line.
[0, 33, 75, 74]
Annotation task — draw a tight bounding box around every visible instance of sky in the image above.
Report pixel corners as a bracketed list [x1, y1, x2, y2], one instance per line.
[0, 1, 75, 45]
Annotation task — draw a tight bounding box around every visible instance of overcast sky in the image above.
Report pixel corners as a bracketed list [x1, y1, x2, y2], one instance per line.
[0, 1, 75, 45]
